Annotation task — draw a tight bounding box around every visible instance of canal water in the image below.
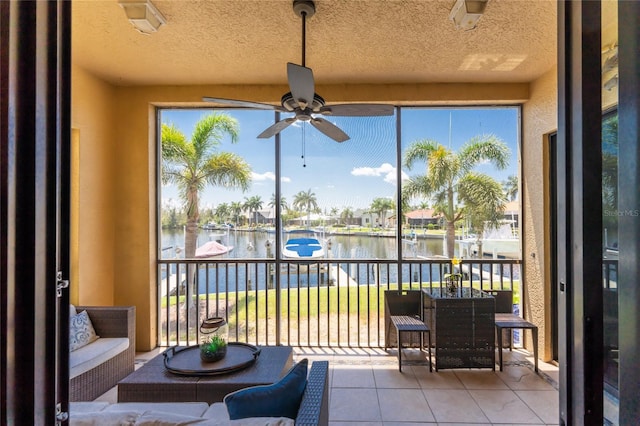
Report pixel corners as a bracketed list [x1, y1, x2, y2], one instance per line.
[161, 228, 446, 260]
[160, 228, 450, 292]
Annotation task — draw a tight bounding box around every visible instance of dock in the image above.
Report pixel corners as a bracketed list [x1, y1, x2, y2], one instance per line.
[328, 264, 359, 287]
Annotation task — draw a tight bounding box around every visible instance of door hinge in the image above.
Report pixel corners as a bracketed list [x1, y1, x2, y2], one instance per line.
[55, 402, 68, 423]
[56, 271, 69, 297]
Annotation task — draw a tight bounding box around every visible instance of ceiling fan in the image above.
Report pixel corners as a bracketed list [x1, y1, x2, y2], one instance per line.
[203, 0, 394, 142]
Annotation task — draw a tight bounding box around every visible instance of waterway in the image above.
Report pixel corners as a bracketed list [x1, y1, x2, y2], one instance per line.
[159, 228, 521, 293]
[160, 228, 446, 260]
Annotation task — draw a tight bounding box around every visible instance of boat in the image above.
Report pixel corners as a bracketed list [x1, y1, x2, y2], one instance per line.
[195, 240, 233, 258]
[282, 237, 325, 259]
[457, 221, 519, 259]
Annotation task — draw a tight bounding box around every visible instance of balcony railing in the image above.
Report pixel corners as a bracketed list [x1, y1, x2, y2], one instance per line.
[157, 258, 522, 347]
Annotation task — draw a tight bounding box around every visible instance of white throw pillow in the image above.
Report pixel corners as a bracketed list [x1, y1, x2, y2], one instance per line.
[70, 304, 77, 317]
[70, 310, 99, 352]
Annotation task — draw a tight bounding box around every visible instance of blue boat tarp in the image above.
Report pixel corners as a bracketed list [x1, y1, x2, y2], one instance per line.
[283, 238, 324, 258]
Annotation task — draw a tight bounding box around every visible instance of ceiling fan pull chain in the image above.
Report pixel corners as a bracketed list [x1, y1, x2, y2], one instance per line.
[302, 123, 307, 167]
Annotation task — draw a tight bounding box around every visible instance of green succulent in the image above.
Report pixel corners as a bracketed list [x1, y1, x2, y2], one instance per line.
[200, 335, 227, 353]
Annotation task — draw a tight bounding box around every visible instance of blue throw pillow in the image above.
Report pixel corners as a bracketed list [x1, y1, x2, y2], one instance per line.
[224, 358, 308, 420]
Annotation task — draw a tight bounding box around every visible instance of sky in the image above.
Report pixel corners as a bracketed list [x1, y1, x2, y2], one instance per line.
[160, 106, 519, 213]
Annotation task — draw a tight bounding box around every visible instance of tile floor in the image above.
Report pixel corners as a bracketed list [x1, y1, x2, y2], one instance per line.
[97, 346, 560, 425]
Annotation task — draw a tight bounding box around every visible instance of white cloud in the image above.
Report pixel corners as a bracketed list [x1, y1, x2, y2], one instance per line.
[351, 163, 395, 177]
[251, 171, 291, 183]
[252, 171, 276, 181]
[351, 163, 409, 185]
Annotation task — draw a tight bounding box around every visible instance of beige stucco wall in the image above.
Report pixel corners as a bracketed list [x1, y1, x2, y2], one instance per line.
[72, 74, 548, 351]
[70, 65, 117, 307]
[521, 66, 558, 361]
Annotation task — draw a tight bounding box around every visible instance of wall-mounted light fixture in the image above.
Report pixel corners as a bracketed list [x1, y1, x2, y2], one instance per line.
[118, 0, 166, 35]
[449, 0, 488, 31]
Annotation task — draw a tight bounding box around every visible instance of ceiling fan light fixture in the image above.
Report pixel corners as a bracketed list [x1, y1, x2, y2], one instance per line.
[449, 0, 488, 31]
[118, 0, 166, 35]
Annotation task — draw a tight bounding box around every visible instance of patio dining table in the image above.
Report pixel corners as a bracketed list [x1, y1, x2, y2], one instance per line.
[422, 288, 496, 371]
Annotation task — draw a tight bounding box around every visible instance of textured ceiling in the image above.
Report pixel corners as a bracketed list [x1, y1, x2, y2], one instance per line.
[72, 0, 557, 87]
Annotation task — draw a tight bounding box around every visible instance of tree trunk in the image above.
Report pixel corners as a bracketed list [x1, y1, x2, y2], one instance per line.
[184, 188, 200, 312]
[184, 219, 199, 258]
[446, 220, 456, 258]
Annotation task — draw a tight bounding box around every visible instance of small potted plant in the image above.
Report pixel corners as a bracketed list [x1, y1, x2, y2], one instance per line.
[444, 257, 462, 296]
[199, 317, 228, 362]
[200, 334, 228, 362]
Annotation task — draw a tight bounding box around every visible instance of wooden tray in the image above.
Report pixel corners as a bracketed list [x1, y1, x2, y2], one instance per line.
[163, 343, 261, 376]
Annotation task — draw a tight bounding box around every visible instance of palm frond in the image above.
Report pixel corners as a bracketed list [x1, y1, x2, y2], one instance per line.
[427, 146, 458, 189]
[458, 172, 506, 229]
[403, 139, 441, 170]
[458, 134, 510, 172]
[203, 152, 251, 191]
[402, 175, 433, 200]
[191, 113, 240, 162]
[161, 123, 191, 162]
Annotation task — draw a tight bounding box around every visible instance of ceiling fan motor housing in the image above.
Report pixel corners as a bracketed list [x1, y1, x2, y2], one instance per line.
[281, 92, 325, 113]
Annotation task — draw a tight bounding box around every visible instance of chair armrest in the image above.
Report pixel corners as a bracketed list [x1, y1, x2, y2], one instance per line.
[296, 361, 329, 426]
[76, 306, 136, 343]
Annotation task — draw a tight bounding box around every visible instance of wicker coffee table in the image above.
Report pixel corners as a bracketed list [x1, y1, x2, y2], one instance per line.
[117, 345, 293, 403]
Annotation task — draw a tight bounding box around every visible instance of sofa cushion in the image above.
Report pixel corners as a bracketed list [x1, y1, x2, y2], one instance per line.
[105, 402, 210, 418]
[228, 418, 294, 426]
[69, 337, 129, 379]
[202, 403, 229, 421]
[134, 411, 207, 425]
[69, 402, 110, 413]
[69, 410, 140, 426]
[70, 404, 295, 426]
[70, 310, 99, 351]
[224, 359, 308, 420]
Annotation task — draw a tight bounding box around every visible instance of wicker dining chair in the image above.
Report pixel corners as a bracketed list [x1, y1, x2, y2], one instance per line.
[384, 289, 432, 372]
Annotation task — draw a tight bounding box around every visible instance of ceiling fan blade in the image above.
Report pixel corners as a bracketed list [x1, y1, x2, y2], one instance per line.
[287, 63, 315, 109]
[310, 117, 350, 142]
[318, 104, 395, 117]
[202, 97, 284, 111]
[257, 117, 297, 139]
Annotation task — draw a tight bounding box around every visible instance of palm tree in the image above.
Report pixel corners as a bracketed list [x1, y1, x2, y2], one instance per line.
[502, 174, 519, 201]
[403, 134, 510, 258]
[243, 195, 263, 226]
[293, 189, 319, 228]
[230, 201, 244, 226]
[161, 113, 251, 258]
[215, 203, 230, 225]
[268, 194, 287, 226]
[269, 193, 288, 214]
[340, 207, 354, 226]
[370, 197, 395, 228]
[329, 207, 339, 225]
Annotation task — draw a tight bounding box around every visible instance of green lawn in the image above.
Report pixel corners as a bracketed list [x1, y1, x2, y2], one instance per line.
[161, 280, 521, 318]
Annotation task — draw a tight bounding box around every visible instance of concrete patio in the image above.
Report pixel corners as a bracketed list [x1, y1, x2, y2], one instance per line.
[96, 346, 559, 425]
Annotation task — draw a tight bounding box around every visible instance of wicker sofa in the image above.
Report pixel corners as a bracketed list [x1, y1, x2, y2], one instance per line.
[69, 306, 136, 401]
[70, 360, 330, 426]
